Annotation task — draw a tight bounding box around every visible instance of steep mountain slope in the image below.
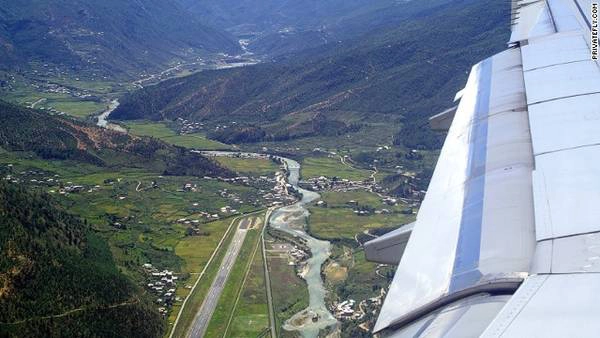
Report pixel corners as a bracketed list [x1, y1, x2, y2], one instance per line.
[0, 182, 163, 337]
[0, 0, 240, 77]
[0, 100, 232, 177]
[113, 0, 510, 149]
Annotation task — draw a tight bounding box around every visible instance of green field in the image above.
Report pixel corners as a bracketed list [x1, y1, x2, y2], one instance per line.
[308, 208, 409, 240]
[214, 157, 280, 176]
[168, 216, 242, 338]
[317, 190, 413, 213]
[317, 191, 382, 208]
[301, 156, 372, 181]
[125, 121, 231, 150]
[0, 150, 267, 338]
[41, 98, 106, 118]
[226, 244, 270, 337]
[175, 218, 239, 275]
[1, 88, 106, 118]
[265, 233, 309, 337]
[307, 191, 414, 241]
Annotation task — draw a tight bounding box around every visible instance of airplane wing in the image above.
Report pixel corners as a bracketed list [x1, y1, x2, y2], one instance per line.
[367, 0, 600, 336]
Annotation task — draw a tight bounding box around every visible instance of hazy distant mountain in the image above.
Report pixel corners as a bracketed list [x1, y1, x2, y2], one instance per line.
[113, 0, 510, 149]
[0, 0, 241, 77]
[179, 0, 398, 32]
[179, 0, 454, 56]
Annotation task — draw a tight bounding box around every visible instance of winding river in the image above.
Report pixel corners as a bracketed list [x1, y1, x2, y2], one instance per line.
[203, 152, 338, 337]
[271, 158, 338, 337]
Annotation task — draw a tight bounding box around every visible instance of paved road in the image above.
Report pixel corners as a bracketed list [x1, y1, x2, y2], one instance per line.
[187, 218, 250, 337]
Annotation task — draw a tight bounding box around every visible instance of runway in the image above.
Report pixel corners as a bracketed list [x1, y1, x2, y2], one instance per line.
[187, 218, 250, 337]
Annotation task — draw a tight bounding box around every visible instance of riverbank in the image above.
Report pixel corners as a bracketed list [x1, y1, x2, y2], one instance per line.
[96, 99, 126, 133]
[269, 157, 339, 337]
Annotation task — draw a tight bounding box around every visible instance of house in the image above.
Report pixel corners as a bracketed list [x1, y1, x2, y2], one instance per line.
[64, 185, 85, 193]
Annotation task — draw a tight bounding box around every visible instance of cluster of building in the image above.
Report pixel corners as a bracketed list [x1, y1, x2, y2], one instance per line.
[218, 170, 299, 208]
[289, 246, 309, 263]
[177, 215, 217, 236]
[2, 168, 106, 196]
[202, 157, 296, 208]
[181, 182, 199, 192]
[268, 236, 310, 268]
[143, 264, 180, 316]
[175, 118, 205, 134]
[3, 168, 57, 185]
[176, 216, 215, 225]
[381, 196, 398, 205]
[212, 124, 231, 132]
[220, 205, 238, 214]
[0, 74, 16, 91]
[301, 176, 375, 193]
[333, 288, 386, 326]
[335, 299, 357, 318]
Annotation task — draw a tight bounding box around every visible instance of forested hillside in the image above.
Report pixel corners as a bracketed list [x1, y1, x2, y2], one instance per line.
[0, 100, 232, 177]
[0, 0, 240, 77]
[113, 0, 511, 149]
[0, 182, 163, 337]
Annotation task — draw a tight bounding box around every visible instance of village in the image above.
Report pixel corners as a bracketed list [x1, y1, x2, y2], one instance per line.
[330, 289, 387, 332]
[142, 263, 181, 317]
[304, 174, 422, 217]
[1, 154, 404, 331]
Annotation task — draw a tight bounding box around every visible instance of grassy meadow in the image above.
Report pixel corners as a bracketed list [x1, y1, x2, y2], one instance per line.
[308, 191, 414, 241]
[214, 156, 280, 176]
[301, 156, 372, 181]
[125, 121, 231, 150]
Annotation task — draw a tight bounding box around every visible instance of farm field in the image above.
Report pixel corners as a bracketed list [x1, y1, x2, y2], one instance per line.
[226, 244, 270, 337]
[124, 121, 231, 150]
[0, 150, 267, 338]
[307, 190, 415, 241]
[41, 98, 107, 118]
[214, 156, 280, 176]
[300, 156, 372, 181]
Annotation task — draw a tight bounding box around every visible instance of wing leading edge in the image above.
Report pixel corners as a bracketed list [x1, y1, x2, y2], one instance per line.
[371, 0, 600, 336]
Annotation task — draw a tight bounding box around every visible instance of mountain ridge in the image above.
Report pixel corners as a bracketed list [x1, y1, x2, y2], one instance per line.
[0, 0, 241, 77]
[113, 0, 511, 150]
[0, 100, 233, 177]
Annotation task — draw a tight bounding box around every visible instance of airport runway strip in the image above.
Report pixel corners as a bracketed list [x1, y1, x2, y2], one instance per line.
[187, 217, 251, 337]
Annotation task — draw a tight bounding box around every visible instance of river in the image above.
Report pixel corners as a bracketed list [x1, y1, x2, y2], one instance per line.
[270, 158, 338, 337]
[96, 99, 126, 133]
[202, 152, 338, 337]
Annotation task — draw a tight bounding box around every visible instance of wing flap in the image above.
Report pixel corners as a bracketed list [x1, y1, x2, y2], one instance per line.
[374, 48, 535, 334]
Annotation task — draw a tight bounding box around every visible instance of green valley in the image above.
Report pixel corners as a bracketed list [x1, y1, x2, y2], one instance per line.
[0, 0, 515, 337]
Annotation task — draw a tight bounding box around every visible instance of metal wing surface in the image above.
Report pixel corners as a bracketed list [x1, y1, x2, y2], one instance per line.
[370, 1, 600, 336]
